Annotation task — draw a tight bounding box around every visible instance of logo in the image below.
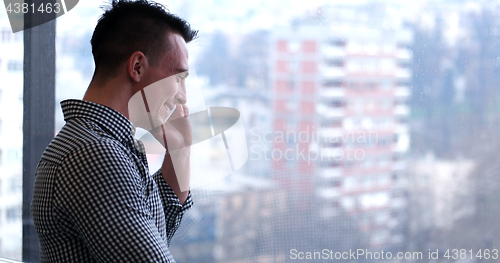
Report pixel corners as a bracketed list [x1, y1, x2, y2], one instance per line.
[128, 70, 249, 191]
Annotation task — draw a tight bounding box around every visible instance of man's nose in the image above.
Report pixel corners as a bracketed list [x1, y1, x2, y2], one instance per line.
[174, 84, 187, 104]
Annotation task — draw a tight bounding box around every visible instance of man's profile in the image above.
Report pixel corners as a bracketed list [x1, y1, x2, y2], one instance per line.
[31, 0, 197, 262]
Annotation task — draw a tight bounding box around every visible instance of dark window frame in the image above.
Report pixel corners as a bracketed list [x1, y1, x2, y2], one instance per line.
[22, 6, 56, 262]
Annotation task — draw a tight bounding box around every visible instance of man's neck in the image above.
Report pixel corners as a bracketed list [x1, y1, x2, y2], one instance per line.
[83, 78, 134, 119]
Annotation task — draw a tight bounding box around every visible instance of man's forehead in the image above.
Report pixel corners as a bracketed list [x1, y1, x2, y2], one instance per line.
[164, 32, 189, 70]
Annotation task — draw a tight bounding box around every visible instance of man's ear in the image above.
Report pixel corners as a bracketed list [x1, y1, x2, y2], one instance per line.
[128, 51, 148, 82]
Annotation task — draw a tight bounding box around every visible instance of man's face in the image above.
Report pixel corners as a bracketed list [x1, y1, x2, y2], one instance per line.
[128, 32, 189, 131]
[155, 32, 189, 116]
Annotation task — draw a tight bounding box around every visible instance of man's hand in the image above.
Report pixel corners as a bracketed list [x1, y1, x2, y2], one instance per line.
[150, 104, 192, 204]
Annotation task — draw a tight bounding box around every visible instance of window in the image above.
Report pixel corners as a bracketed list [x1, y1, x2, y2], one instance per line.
[378, 156, 390, 167]
[364, 158, 373, 168]
[302, 40, 317, 53]
[381, 80, 392, 90]
[323, 80, 343, 87]
[378, 174, 389, 186]
[341, 196, 355, 210]
[301, 81, 315, 93]
[321, 119, 342, 128]
[8, 178, 22, 194]
[7, 60, 22, 71]
[375, 211, 389, 224]
[276, 60, 289, 72]
[2, 1, 499, 262]
[328, 39, 346, 47]
[288, 41, 299, 53]
[6, 207, 21, 223]
[323, 99, 343, 108]
[276, 40, 287, 52]
[331, 180, 342, 187]
[301, 61, 316, 74]
[363, 177, 372, 188]
[344, 177, 356, 190]
[325, 59, 344, 67]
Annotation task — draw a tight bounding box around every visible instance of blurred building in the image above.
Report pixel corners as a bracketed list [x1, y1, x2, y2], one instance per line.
[410, 153, 475, 231]
[169, 174, 287, 263]
[269, 10, 412, 249]
[213, 175, 287, 263]
[204, 87, 271, 178]
[0, 26, 23, 259]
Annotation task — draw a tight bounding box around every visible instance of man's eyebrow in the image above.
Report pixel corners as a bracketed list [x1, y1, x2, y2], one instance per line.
[175, 68, 189, 73]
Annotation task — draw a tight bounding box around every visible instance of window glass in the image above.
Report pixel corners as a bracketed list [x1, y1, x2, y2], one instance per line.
[0, 10, 23, 260]
[1, 0, 499, 261]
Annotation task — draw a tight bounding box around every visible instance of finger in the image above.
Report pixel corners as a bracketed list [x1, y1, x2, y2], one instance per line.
[183, 104, 189, 118]
[160, 123, 168, 151]
[169, 103, 185, 120]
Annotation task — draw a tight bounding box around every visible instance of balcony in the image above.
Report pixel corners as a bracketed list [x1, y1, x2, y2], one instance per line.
[320, 66, 345, 78]
[316, 104, 344, 118]
[392, 179, 408, 189]
[320, 88, 345, 98]
[394, 123, 410, 134]
[394, 86, 411, 98]
[387, 218, 399, 228]
[395, 68, 412, 79]
[319, 168, 342, 178]
[396, 49, 413, 60]
[320, 207, 342, 219]
[394, 105, 410, 116]
[321, 46, 346, 58]
[320, 147, 343, 159]
[391, 198, 408, 208]
[392, 160, 407, 171]
[318, 187, 340, 199]
[390, 234, 405, 244]
[318, 128, 343, 138]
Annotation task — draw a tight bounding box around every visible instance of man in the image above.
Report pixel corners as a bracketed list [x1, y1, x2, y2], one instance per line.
[31, 0, 198, 262]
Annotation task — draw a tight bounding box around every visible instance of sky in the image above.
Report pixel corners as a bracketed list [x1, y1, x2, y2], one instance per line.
[55, 0, 428, 35]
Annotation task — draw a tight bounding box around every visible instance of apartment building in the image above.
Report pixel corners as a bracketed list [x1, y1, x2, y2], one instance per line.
[269, 17, 412, 249]
[0, 25, 23, 260]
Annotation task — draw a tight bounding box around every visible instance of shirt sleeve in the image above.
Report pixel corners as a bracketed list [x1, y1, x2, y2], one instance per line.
[55, 140, 177, 263]
[152, 169, 194, 246]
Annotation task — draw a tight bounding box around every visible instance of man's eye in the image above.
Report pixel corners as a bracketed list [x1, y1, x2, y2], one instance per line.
[180, 72, 189, 79]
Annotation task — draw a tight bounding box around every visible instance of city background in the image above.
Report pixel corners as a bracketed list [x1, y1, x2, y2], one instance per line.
[1, 0, 500, 262]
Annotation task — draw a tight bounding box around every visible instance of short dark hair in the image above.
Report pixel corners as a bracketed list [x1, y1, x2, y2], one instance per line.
[91, 0, 198, 83]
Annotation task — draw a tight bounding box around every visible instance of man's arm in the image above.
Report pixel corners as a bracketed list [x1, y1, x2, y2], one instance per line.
[56, 141, 176, 262]
[160, 151, 190, 204]
[153, 151, 193, 246]
[152, 103, 192, 204]
[153, 167, 193, 246]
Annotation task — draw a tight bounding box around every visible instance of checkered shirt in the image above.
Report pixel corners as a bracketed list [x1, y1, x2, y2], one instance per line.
[31, 99, 193, 262]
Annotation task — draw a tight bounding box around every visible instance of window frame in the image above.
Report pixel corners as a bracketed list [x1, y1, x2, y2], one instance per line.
[22, 6, 56, 262]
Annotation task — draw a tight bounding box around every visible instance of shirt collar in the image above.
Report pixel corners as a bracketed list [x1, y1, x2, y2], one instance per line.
[61, 99, 136, 142]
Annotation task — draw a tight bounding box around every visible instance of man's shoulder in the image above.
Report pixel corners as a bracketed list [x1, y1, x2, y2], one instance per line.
[40, 118, 129, 167]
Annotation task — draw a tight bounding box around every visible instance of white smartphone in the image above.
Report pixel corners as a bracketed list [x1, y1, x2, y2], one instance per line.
[164, 104, 177, 123]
